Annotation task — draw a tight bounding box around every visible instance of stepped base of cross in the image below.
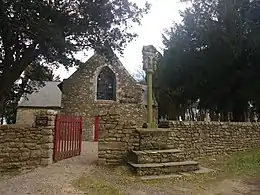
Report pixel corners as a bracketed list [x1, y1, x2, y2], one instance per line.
[127, 128, 208, 179]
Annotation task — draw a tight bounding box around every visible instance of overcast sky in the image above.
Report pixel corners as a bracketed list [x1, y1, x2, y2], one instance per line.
[57, 0, 187, 79]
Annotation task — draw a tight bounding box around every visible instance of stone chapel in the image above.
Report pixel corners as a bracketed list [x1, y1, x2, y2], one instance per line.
[16, 52, 157, 140]
[58, 53, 157, 140]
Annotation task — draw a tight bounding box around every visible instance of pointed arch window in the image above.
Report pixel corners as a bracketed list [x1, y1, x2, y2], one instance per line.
[97, 67, 116, 100]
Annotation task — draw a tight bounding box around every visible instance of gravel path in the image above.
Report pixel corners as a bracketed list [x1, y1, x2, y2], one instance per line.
[1, 141, 260, 195]
[0, 142, 98, 195]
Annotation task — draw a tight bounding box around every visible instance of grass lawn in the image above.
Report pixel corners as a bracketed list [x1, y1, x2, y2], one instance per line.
[73, 149, 260, 195]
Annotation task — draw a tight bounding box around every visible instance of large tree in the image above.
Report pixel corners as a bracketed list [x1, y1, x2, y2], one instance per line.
[158, 0, 260, 121]
[0, 63, 54, 124]
[0, 0, 150, 102]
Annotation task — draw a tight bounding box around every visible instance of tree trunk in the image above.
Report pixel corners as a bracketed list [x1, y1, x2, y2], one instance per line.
[232, 100, 246, 122]
[0, 101, 5, 125]
[0, 43, 38, 101]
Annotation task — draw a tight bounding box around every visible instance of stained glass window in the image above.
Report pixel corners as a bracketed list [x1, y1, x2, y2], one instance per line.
[97, 67, 116, 100]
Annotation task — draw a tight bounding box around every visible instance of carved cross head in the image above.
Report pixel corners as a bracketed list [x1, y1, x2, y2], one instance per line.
[142, 45, 160, 72]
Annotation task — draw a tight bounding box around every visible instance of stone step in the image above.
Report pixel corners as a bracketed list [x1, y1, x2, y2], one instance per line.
[128, 161, 199, 176]
[139, 174, 183, 180]
[128, 149, 185, 164]
[139, 167, 215, 180]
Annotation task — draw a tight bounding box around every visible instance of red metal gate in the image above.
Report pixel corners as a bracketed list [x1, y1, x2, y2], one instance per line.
[53, 115, 82, 162]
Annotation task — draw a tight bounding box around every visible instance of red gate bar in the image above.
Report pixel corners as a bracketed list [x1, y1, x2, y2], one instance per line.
[79, 117, 82, 155]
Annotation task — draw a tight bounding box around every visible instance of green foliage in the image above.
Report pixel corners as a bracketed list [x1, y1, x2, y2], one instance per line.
[199, 148, 260, 180]
[159, 0, 260, 121]
[74, 175, 123, 195]
[231, 149, 260, 175]
[0, 63, 54, 124]
[0, 0, 150, 100]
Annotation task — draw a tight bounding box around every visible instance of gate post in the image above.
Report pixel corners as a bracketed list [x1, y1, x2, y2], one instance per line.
[53, 115, 60, 162]
[34, 110, 57, 165]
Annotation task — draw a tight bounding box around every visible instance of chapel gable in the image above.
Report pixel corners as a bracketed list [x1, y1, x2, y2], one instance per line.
[60, 52, 154, 140]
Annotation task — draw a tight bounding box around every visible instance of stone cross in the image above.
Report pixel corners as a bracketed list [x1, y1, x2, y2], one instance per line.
[142, 45, 160, 128]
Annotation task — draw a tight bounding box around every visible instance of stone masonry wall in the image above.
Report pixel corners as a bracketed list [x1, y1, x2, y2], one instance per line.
[61, 54, 146, 141]
[98, 113, 172, 165]
[0, 112, 55, 172]
[168, 121, 260, 159]
[137, 129, 171, 150]
[98, 113, 139, 165]
[98, 116, 260, 165]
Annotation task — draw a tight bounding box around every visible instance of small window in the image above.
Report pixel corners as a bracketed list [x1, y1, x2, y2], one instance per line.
[97, 67, 116, 100]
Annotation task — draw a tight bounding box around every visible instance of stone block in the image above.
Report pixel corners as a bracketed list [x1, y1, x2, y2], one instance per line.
[40, 158, 53, 166]
[106, 159, 120, 165]
[30, 151, 41, 158]
[41, 150, 52, 158]
[46, 110, 58, 115]
[38, 137, 51, 144]
[128, 161, 199, 176]
[99, 142, 124, 149]
[41, 143, 54, 149]
[21, 152, 30, 158]
[129, 149, 185, 164]
[98, 158, 107, 165]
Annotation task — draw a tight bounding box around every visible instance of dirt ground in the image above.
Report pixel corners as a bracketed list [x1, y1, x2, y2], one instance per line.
[0, 142, 98, 195]
[201, 179, 260, 195]
[73, 165, 260, 195]
[0, 142, 260, 195]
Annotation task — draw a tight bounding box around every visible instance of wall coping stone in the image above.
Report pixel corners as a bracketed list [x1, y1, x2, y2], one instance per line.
[136, 128, 171, 133]
[0, 124, 32, 129]
[132, 149, 182, 154]
[169, 120, 260, 126]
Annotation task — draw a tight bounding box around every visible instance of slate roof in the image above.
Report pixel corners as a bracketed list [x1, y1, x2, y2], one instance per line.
[18, 81, 62, 108]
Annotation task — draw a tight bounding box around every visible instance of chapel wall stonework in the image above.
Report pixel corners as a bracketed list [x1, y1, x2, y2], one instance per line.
[61, 54, 147, 140]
